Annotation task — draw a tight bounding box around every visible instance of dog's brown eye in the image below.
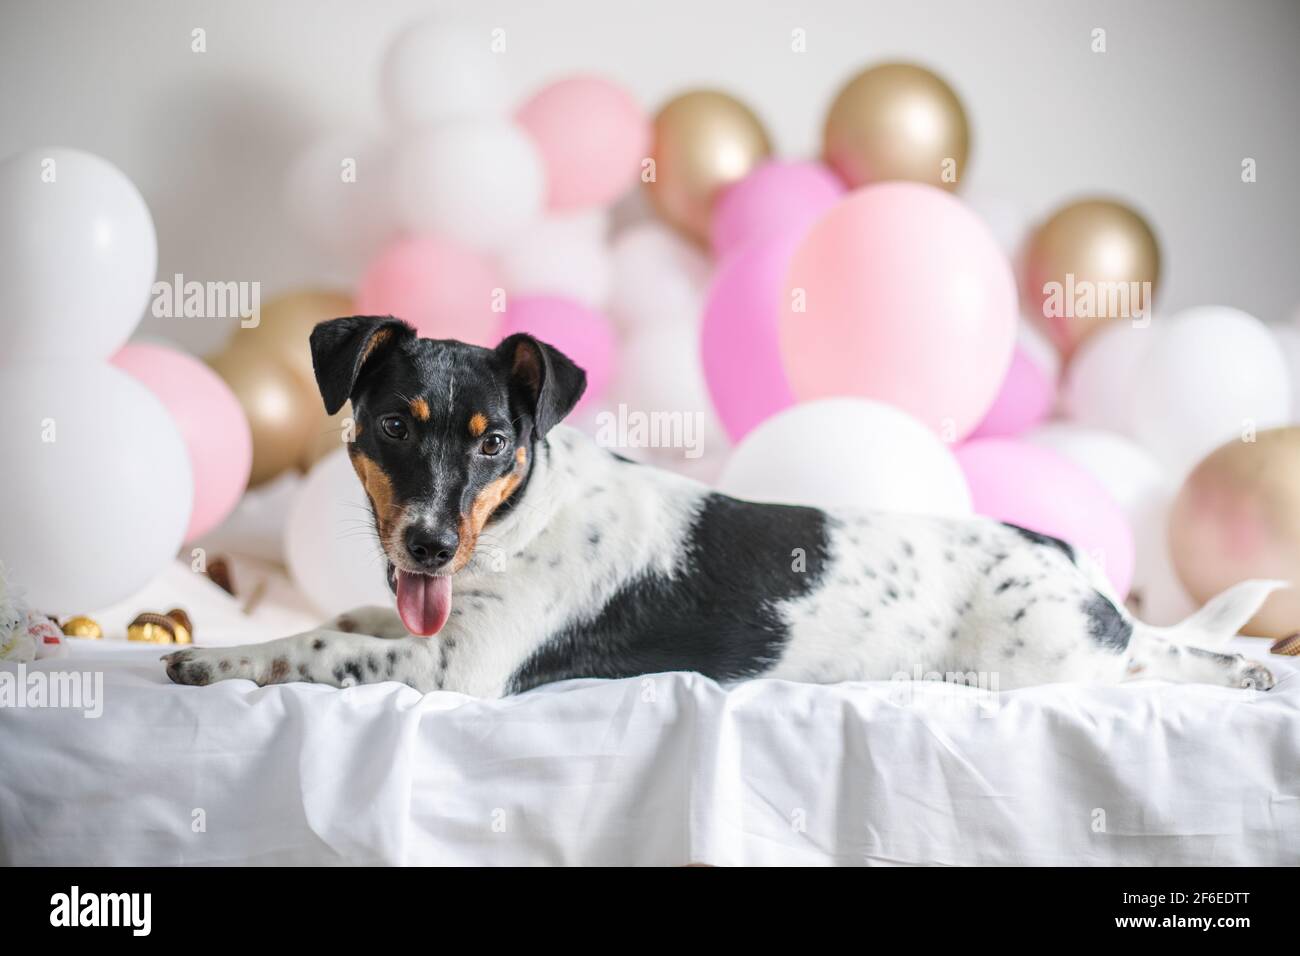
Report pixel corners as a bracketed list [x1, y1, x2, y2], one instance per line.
[380, 416, 408, 440]
[480, 434, 506, 456]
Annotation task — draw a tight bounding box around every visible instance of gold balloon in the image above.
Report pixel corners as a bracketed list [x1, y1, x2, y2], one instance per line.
[302, 401, 354, 466]
[1169, 427, 1300, 639]
[207, 346, 321, 487]
[222, 289, 354, 470]
[646, 90, 771, 241]
[1023, 198, 1161, 359]
[225, 290, 353, 386]
[823, 62, 969, 191]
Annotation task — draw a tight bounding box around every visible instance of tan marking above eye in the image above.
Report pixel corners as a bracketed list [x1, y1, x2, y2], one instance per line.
[468, 413, 488, 437]
[409, 397, 430, 421]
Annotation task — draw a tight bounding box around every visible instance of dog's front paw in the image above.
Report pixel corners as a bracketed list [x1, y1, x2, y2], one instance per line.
[163, 647, 253, 686]
[163, 648, 211, 685]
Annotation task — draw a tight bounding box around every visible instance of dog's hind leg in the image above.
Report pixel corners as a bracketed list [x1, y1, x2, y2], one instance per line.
[1117, 578, 1285, 688]
[1123, 632, 1275, 690]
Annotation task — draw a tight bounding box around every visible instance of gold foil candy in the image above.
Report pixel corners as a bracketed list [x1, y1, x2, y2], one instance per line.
[128, 613, 175, 644]
[61, 615, 103, 639]
[127, 610, 192, 644]
[166, 608, 193, 645]
[1271, 633, 1300, 657]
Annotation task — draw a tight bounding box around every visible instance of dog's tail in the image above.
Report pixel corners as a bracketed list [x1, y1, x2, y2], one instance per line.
[1135, 579, 1289, 647]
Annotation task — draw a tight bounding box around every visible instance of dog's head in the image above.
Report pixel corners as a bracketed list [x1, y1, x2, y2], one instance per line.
[309, 316, 586, 636]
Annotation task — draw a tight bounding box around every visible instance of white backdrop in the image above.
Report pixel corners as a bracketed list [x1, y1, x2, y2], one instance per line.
[1, 0, 1297, 355]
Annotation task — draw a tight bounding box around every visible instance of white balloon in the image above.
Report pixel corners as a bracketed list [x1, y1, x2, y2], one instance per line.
[1271, 324, 1300, 422]
[1129, 306, 1290, 476]
[286, 449, 392, 618]
[1061, 320, 1155, 433]
[500, 213, 612, 308]
[550, 208, 610, 244]
[0, 148, 157, 360]
[192, 470, 301, 566]
[392, 119, 545, 252]
[284, 131, 398, 268]
[605, 317, 728, 472]
[380, 20, 508, 126]
[1128, 494, 1196, 626]
[607, 223, 710, 332]
[0, 362, 191, 613]
[718, 398, 972, 516]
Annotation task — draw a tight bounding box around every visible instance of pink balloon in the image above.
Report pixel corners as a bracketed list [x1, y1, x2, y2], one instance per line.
[501, 296, 616, 411]
[516, 75, 648, 212]
[780, 183, 1017, 440]
[701, 231, 799, 442]
[111, 342, 252, 543]
[968, 344, 1056, 439]
[710, 160, 845, 257]
[356, 236, 503, 345]
[956, 438, 1134, 597]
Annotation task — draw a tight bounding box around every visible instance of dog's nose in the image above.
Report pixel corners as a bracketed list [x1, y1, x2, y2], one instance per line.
[405, 526, 459, 570]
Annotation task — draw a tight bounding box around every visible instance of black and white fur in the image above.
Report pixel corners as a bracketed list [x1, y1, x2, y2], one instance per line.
[165, 318, 1283, 698]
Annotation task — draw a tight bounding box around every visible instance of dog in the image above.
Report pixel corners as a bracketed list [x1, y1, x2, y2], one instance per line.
[165, 315, 1283, 698]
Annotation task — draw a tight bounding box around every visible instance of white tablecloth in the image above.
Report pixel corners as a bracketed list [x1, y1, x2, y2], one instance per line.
[2, 635, 1297, 866]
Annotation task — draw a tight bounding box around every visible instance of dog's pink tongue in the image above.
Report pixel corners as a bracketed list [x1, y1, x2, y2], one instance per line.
[396, 571, 453, 637]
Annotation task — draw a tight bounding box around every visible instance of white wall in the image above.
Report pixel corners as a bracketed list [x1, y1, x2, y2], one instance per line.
[2, 0, 1297, 354]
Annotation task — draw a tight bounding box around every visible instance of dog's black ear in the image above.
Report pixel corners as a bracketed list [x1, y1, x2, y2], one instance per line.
[310, 316, 416, 415]
[495, 333, 587, 438]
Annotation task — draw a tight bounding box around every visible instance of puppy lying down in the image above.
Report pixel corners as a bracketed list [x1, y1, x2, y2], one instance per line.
[166, 317, 1282, 698]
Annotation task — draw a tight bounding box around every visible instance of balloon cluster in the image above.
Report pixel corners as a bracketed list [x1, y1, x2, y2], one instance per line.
[284, 18, 645, 347]
[658, 65, 1300, 628]
[276, 21, 1299, 634]
[1059, 306, 1295, 625]
[648, 60, 1299, 625]
[0, 148, 248, 613]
